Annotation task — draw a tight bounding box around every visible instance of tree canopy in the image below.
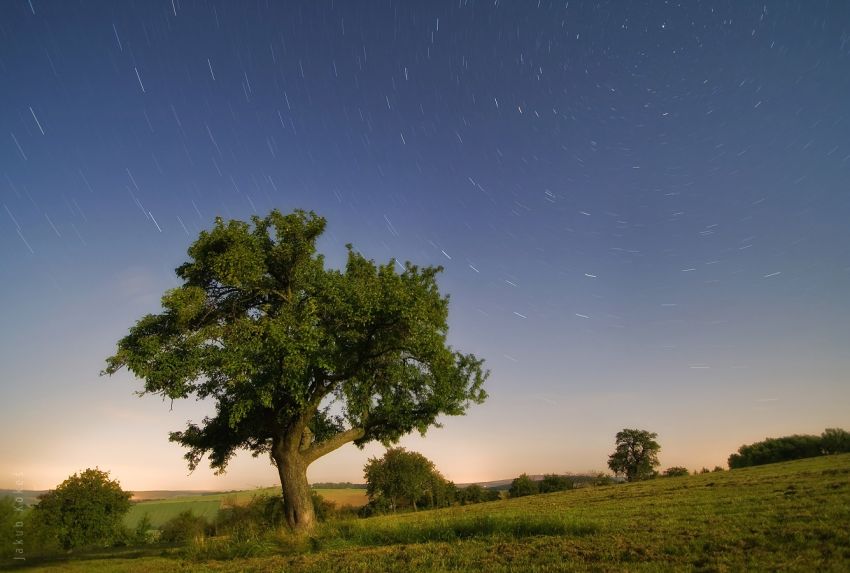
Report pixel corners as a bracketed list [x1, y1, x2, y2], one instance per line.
[29, 468, 131, 550]
[607, 429, 661, 482]
[103, 209, 488, 531]
[363, 447, 446, 511]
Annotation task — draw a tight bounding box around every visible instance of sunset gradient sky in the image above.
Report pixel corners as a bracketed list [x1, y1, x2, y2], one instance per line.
[1, 1, 849, 491]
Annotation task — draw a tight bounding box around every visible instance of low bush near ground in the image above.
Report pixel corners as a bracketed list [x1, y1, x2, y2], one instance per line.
[159, 510, 211, 544]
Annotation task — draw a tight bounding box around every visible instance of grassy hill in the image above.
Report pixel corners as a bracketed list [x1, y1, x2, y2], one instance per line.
[14, 454, 850, 571]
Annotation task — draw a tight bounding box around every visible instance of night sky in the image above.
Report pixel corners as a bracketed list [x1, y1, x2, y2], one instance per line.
[2, 1, 849, 490]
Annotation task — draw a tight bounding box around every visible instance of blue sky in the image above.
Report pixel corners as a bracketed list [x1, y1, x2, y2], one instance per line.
[1, 1, 849, 490]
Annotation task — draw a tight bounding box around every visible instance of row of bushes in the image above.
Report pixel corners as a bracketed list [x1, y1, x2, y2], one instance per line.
[728, 428, 850, 469]
[0, 490, 349, 559]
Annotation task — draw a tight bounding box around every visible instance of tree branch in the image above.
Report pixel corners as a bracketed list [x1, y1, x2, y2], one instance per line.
[302, 427, 365, 464]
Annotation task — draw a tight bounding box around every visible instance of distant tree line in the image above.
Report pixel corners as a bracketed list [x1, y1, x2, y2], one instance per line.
[310, 482, 367, 489]
[728, 428, 850, 469]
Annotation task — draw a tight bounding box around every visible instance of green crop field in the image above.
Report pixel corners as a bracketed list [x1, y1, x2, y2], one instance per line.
[124, 499, 223, 529]
[15, 454, 850, 572]
[124, 488, 368, 528]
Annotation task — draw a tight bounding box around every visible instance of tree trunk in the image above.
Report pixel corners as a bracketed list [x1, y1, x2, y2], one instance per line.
[273, 439, 316, 532]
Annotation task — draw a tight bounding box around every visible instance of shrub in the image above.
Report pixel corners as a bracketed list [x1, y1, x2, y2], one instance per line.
[539, 474, 575, 493]
[133, 513, 153, 544]
[28, 468, 132, 550]
[311, 491, 337, 522]
[728, 434, 824, 469]
[509, 474, 539, 498]
[160, 510, 210, 544]
[821, 428, 850, 454]
[663, 467, 690, 478]
[0, 496, 21, 560]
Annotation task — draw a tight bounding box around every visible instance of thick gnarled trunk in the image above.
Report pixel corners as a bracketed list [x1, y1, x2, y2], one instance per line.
[273, 437, 315, 532]
[272, 423, 366, 533]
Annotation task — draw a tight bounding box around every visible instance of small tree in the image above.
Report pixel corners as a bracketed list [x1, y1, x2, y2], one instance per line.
[508, 473, 539, 498]
[821, 428, 850, 454]
[29, 468, 131, 550]
[364, 448, 440, 511]
[607, 429, 661, 482]
[103, 209, 488, 532]
[662, 466, 690, 478]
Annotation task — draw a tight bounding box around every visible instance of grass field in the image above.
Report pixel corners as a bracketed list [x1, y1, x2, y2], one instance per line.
[13, 454, 850, 572]
[124, 488, 369, 528]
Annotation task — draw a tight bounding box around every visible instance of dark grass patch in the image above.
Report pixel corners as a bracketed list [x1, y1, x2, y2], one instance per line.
[316, 514, 598, 549]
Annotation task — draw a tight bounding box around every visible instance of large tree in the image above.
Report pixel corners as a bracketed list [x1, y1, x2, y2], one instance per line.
[607, 429, 661, 482]
[103, 209, 488, 532]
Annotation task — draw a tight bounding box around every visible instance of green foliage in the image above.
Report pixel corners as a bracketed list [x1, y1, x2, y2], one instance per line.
[215, 494, 286, 543]
[459, 484, 484, 504]
[821, 428, 850, 455]
[607, 429, 661, 481]
[0, 496, 22, 559]
[539, 474, 575, 493]
[159, 510, 211, 544]
[133, 513, 155, 544]
[29, 468, 132, 551]
[364, 448, 446, 511]
[663, 466, 690, 478]
[104, 209, 488, 530]
[728, 433, 825, 468]
[457, 483, 499, 504]
[508, 474, 539, 498]
[311, 491, 337, 522]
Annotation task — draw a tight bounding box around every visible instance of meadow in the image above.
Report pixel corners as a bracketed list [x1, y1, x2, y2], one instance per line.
[8, 453, 849, 572]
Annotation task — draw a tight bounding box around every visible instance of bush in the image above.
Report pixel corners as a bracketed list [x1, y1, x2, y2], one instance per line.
[539, 474, 575, 493]
[663, 467, 690, 478]
[0, 496, 21, 560]
[28, 468, 132, 550]
[311, 491, 337, 522]
[509, 474, 539, 498]
[133, 513, 155, 544]
[821, 428, 850, 454]
[160, 510, 211, 544]
[357, 496, 393, 518]
[728, 434, 824, 469]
